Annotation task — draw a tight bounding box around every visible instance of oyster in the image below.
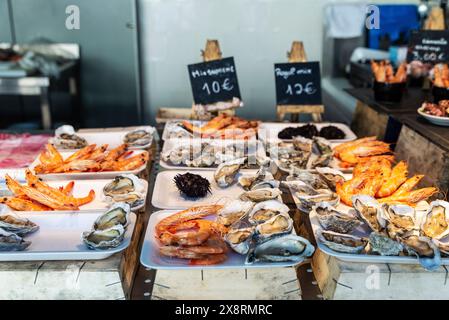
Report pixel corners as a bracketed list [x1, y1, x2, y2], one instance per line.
[246, 234, 315, 264]
[433, 238, 449, 256]
[51, 125, 88, 149]
[421, 200, 449, 239]
[290, 181, 339, 211]
[238, 167, 266, 190]
[310, 137, 333, 168]
[255, 213, 293, 240]
[216, 200, 254, 227]
[368, 232, 403, 256]
[352, 195, 387, 232]
[225, 227, 255, 255]
[248, 200, 289, 223]
[0, 229, 31, 251]
[0, 215, 39, 236]
[94, 203, 130, 230]
[239, 188, 282, 202]
[319, 230, 367, 254]
[124, 128, 154, 147]
[315, 204, 361, 234]
[401, 236, 442, 271]
[315, 167, 345, 190]
[103, 174, 145, 208]
[82, 225, 125, 249]
[251, 180, 280, 190]
[214, 158, 245, 188]
[383, 204, 417, 239]
[287, 169, 330, 190]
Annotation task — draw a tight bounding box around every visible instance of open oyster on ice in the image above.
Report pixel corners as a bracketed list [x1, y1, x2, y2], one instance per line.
[248, 200, 289, 224]
[421, 200, 449, 240]
[94, 203, 130, 230]
[216, 200, 254, 227]
[238, 167, 267, 190]
[287, 180, 339, 211]
[103, 174, 145, 209]
[214, 158, 246, 188]
[246, 234, 315, 264]
[0, 215, 39, 236]
[82, 225, 126, 250]
[225, 226, 255, 255]
[314, 204, 361, 234]
[352, 195, 387, 233]
[319, 230, 367, 254]
[50, 125, 88, 149]
[383, 204, 418, 239]
[123, 127, 155, 147]
[239, 188, 282, 202]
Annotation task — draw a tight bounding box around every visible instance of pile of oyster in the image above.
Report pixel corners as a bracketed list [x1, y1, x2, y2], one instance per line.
[82, 203, 130, 249]
[267, 136, 335, 171]
[50, 125, 88, 149]
[283, 168, 344, 212]
[315, 195, 449, 270]
[123, 127, 155, 147]
[161, 141, 258, 168]
[103, 174, 146, 209]
[215, 172, 314, 264]
[0, 215, 39, 251]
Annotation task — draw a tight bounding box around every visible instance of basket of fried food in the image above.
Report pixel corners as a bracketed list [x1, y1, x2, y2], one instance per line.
[432, 64, 449, 103]
[33, 143, 149, 174]
[1, 169, 95, 211]
[336, 158, 438, 207]
[371, 60, 407, 103]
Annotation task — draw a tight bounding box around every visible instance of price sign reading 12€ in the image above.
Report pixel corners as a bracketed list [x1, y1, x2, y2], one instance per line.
[188, 57, 241, 105]
[274, 61, 322, 105]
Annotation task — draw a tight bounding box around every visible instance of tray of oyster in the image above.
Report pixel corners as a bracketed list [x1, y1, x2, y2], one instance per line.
[0, 203, 136, 261]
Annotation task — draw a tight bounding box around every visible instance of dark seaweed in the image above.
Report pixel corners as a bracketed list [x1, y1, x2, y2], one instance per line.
[174, 172, 211, 198]
[277, 124, 319, 139]
[318, 126, 345, 140]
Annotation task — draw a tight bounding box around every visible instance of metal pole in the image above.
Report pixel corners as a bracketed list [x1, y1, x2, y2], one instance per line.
[6, 0, 16, 44]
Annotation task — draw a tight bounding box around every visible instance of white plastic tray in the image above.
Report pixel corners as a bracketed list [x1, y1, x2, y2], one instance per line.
[258, 122, 357, 143]
[54, 126, 155, 150]
[308, 206, 449, 265]
[159, 139, 266, 171]
[29, 150, 148, 180]
[0, 178, 148, 213]
[162, 120, 257, 141]
[140, 210, 305, 270]
[0, 211, 136, 261]
[151, 169, 274, 210]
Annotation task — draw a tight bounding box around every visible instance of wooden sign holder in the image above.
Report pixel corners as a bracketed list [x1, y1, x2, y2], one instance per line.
[276, 41, 324, 122]
[192, 40, 235, 119]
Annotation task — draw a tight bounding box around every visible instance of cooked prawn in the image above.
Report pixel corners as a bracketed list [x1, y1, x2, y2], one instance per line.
[0, 197, 50, 211]
[377, 187, 438, 206]
[376, 161, 408, 198]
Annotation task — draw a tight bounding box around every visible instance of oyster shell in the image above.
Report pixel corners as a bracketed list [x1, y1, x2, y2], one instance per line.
[123, 128, 154, 147]
[238, 167, 266, 190]
[216, 200, 254, 227]
[290, 181, 339, 211]
[421, 200, 449, 239]
[214, 158, 245, 188]
[0, 229, 31, 251]
[310, 137, 333, 168]
[368, 232, 403, 256]
[239, 188, 282, 202]
[103, 174, 145, 208]
[225, 227, 255, 255]
[383, 204, 417, 239]
[352, 195, 387, 232]
[255, 212, 293, 240]
[51, 125, 88, 149]
[315, 167, 345, 190]
[82, 225, 125, 249]
[287, 169, 329, 190]
[248, 200, 289, 224]
[319, 230, 367, 254]
[246, 234, 315, 264]
[401, 236, 442, 271]
[94, 203, 130, 230]
[315, 204, 361, 234]
[0, 215, 39, 236]
[251, 180, 280, 190]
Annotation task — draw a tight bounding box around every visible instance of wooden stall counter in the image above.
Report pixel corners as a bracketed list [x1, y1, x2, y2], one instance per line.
[346, 88, 432, 141]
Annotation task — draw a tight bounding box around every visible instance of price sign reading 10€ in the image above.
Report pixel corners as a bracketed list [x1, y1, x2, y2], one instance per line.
[274, 61, 322, 105]
[188, 57, 242, 105]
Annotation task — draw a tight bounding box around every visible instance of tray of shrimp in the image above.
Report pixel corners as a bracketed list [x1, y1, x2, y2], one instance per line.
[161, 114, 259, 141]
[0, 170, 148, 213]
[30, 143, 150, 180]
[140, 202, 315, 270]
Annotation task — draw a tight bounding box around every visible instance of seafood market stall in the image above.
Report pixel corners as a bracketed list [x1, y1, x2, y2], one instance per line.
[0, 126, 155, 299]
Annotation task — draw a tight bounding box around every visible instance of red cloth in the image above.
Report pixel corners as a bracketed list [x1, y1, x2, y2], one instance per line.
[0, 133, 50, 169]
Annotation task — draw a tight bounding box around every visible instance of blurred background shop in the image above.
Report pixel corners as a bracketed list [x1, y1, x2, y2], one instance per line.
[0, 0, 446, 129]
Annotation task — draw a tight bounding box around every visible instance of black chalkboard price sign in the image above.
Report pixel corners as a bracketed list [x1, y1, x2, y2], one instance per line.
[274, 61, 322, 105]
[407, 30, 449, 64]
[188, 57, 241, 105]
